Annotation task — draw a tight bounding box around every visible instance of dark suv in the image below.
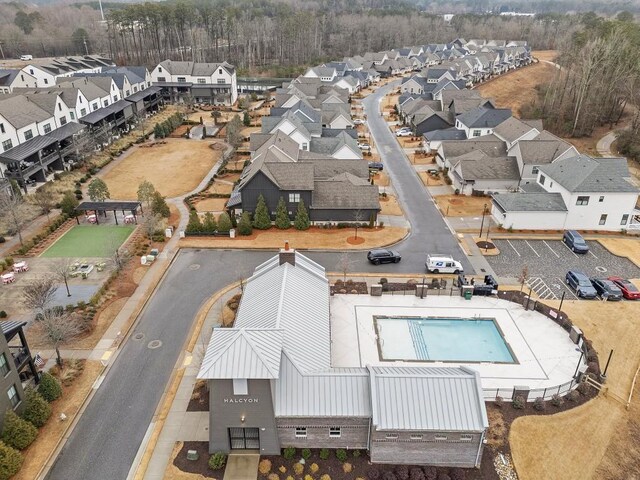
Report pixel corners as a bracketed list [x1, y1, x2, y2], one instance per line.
[367, 249, 401, 265]
[562, 230, 589, 253]
[566, 270, 597, 299]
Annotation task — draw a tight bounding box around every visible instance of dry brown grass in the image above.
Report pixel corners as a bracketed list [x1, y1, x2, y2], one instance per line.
[418, 171, 446, 186]
[71, 297, 129, 349]
[534, 50, 560, 62]
[180, 226, 408, 250]
[102, 139, 221, 199]
[433, 194, 490, 217]
[193, 198, 228, 212]
[13, 361, 103, 480]
[204, 182, 233, 195]
[598, 238, 640, 269]
[486, 406, 507, 449]
[379, 195, 403, 216]
[411, 154, 436, 165]
[373, 172, 390, 187]
[475, 62, 558, 118]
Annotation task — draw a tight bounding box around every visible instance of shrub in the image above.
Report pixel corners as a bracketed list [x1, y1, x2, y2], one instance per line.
[21, 388, 52, 428]
[410, 468, 426, 480]
[437, 474, 451, 480]
[566, 389, 580, 402]
[368, 468, 381, 480]
[1, 410, 37, 450]
[352, 449, 361, 458]
[533, 397, 545, 411]
[278, 465, 286, 473]
[0, 441, 23, 480]
[208, 452, 226, 470]
[267, 474, 280, 480]
[38, 372, 62, 402]
[551, 394, 564, 407]
[293, 463, 303, 475]
[396, 465, 409, 480]
[186, 211, 203, 234]
[423, 466, 437, 480]
[309, 463, 319, 473]
[0, 312, 6, 319]
[336, 449, 348, 462]
[0, 237, 4, 244]
[320, 475, 331, 480]
[450, 468, 465, 480]
[577, 382, 592, 396]
[511, 395, 525, 410]
[285, 477, 294, 480]
[383, 472, 398, 480]
[319, 448, 330, 460]
[217, 212, 232, 233]
[4, 258, 13, 267]
[304, 475, 313, 480]
[258, 459, 272, 474]
[202, 212, 218, 233]
[343, 462, 353, 473]
[237, 212, 253, 235]
[283, 446, 296, 460]
[301, 448, 311, 460]
[494, 396, 504, 408]
[294, 199, 310, 230]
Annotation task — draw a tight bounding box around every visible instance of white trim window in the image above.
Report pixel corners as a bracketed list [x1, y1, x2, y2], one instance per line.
[385, 433, 398, 440]
[409, 434, 423, 440]
[434, 434, 448, 441]
[289, 193, 300, 203]
[7, 385, 19, 408]
[460, 434, 473, 441]
[0, 353, 9, 377]
[329, 427, 341, 438]
[295, 427, 307, 438]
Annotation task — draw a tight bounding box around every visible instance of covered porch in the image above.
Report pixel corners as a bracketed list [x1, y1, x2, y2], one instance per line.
[74, 200, 142, 226]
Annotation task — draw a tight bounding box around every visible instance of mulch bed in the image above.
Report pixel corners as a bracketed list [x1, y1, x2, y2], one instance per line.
[174, 441, 226, 479]
[187, 380, 210, 412]
[331, 280, 368, 294]
[476, 241, 496, 250]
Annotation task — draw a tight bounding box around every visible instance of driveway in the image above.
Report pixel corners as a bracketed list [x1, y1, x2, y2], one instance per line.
[486, 239, 640, 300]
[362, 83, 472, 272]
[46, 82, 471, 480]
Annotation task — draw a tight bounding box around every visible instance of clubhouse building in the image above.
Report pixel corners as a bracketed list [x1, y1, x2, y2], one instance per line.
[198, 247, 488, 468]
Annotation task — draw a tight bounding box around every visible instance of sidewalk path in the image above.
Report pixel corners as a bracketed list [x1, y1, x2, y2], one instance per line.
[596, 131, 617, 157]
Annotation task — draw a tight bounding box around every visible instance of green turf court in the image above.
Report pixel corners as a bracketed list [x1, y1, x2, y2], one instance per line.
[42, 225, 135, 258]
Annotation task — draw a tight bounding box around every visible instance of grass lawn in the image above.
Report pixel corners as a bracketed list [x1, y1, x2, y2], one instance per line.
[433, 194, 490, 217]
[42, 225, 135, 258]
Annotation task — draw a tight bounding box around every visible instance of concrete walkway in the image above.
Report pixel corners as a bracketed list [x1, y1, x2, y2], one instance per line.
[596, 131, 617, 157]
[223, 454, 260, 480]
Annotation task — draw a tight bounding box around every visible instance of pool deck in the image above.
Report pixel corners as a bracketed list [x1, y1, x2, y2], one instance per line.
[330, 294, 584, 395]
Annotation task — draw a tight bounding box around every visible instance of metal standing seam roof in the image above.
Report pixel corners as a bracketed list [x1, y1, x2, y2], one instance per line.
[368, 366, 488, 432]
[274, 352, 372, 417]
[198, 328, 284, 379]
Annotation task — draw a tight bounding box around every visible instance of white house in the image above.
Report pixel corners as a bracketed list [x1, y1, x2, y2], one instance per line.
[492, 155, 640, 231]
[150, 60, 238, 105]
[0, 69, 37, 93]
[303, 67, 337, 83]
[455, 107, 512, 138]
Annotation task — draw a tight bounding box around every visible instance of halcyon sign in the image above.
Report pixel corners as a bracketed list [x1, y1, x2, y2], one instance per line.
[223, 398, 259, 404]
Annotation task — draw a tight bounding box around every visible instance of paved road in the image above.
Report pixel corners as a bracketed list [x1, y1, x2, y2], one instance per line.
[46, 83, 471, 480]
[362, 83, 473, 272]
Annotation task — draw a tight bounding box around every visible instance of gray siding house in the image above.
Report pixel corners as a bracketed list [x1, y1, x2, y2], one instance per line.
[198, 250, 488, 467]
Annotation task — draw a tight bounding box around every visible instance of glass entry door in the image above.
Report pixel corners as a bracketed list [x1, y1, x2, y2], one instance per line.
[229, 427, 260, 449]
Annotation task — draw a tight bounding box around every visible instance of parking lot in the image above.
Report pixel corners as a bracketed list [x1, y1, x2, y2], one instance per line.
[486, 239, 640, 300]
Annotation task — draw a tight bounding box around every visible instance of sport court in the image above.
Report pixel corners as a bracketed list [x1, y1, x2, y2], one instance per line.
[42, 225, 135, 258]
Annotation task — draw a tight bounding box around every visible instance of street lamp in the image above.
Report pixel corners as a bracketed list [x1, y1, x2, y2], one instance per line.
[479, 203, 488, 238]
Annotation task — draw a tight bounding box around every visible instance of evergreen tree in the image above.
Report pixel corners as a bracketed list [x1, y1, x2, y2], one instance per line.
[274, 197, 291, 229]
[217, 212, 232, 233]
[21, 388, 52, 428]
[202, 212, 217, 233]
[185, 211, 203, 234]
[0, 441, 23, 480]
[60, 191, 79, 217]
[294, 199, 310, 230]
[38, 372, 62, 402]
[153, 123, 163, 139]
[243, 110, 251, 127]
[1, 410, 37, 450]
[87, 178, 110, 202]
[237, 212, 253, 235]
[150, 191, 170, 218]
[252, 195, 271, 230]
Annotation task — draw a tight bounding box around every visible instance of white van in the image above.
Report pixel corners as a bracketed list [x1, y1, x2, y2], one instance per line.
[20, 55, 33, 61]
[426, 255, 464, 274]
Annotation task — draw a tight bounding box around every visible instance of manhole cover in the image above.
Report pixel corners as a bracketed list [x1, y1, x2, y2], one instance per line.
[147, 340, 162, 349]
[189, 264, 201, 270]
[595, 266, 607, 273]
[133, 333, 144, 341]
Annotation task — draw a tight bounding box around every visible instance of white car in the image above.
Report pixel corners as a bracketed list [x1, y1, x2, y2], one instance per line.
[357, 142, 371, 151]
[353, 118, 366, 125]
[396, 128, 412, 137]
[20, 54, 33, 61]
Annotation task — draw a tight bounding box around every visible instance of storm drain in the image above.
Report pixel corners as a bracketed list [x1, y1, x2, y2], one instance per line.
[189, 264, 201, 270]
[133, 333, 145, 341]
[148, 340, 162, 349]
[595, 266, 607, 273]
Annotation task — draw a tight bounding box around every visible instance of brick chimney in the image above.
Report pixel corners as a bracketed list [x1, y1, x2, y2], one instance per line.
[279, 241, 295, 266]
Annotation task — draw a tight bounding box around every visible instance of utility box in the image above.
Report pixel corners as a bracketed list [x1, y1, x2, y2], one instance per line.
[570, 326, 583, 344]
[370, 284, 383, 296]
[461, 285, 474, 300]
[229, 228, 236, 238]
[187, 450, 199, 461]
[415, 285, 427, 298]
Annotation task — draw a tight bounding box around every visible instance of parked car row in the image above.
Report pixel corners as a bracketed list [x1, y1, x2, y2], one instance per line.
[565, 270, 640, 300]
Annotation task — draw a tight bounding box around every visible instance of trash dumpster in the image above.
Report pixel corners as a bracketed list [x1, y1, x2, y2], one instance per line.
[462, 285, 474, 300]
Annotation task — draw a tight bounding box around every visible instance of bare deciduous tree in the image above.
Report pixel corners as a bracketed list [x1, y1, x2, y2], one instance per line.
[0, 190, 30, 245]
[32, 188, 56, 222]
[23, 276, 58, 314]
[142, 213, 163, 239]
[52, 258, 78, 298]
[31, 310, 84, 367]
[336, 252, 353, 282]
[518, 265, 530, 292]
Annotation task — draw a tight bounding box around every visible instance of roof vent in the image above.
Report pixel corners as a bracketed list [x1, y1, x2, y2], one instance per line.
[279, 241, 295, 266]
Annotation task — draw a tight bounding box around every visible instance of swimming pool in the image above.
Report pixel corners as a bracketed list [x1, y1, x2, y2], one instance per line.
[375, 316, 515, 363]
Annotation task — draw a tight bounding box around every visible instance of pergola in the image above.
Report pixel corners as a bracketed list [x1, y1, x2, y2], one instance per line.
[74, 201, 142, 225]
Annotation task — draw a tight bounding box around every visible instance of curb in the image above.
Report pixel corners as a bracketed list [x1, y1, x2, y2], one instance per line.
[131, 281, 241, 480]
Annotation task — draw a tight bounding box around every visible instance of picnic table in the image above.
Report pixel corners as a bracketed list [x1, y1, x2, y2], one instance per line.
[124, 214, 136, 224]
[87, 214, 97, 224]
[13, 261, 29, 273]
[2, 273, 16, 284]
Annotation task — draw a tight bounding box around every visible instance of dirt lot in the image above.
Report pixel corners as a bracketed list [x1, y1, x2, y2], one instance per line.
[433, 195, 490, 217]
[14, 361, 103, 480]
[102, 139, 221, 199]
[180, 226, 408, 250]
[511, 274, 640, 480]
[475, 62, 558, 118]
[379, 195, 403, 216]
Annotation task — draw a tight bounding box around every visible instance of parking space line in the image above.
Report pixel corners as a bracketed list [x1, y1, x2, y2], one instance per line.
[524, 240, 540, 257]
[561, 242, 580, 258]
[506, 240, 521, 257]
[589, 250, 598, 259]
[543, 240, 560, 258]
[558, 277, 579, 299]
